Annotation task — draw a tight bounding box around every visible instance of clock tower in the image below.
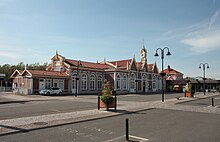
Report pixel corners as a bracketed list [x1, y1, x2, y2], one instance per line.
[141, 41, 147, 71]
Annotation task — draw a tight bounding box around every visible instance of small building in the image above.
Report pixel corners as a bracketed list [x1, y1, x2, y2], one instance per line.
[163, 65, 184, 91]
[11, 46, 162, 95]
[11, 69, 69, 94]
[185, 77, 220, 92]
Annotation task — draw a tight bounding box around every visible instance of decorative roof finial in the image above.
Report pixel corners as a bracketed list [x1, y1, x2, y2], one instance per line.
[142, 40, 145, 49]
[56, 50, 58, 56]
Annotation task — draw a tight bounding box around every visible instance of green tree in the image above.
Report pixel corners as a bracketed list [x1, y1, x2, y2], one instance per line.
[100, 79, 114, 104]
[0, 62, 48, 82]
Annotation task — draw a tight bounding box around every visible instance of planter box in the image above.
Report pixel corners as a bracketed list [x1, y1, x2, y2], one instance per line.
[99, 98, 116, 108]
[186, 92, 194, 97]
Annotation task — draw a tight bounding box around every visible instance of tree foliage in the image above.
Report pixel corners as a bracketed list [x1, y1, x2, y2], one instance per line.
[0, 62, 48, 81]
[100, 79, 114, 104]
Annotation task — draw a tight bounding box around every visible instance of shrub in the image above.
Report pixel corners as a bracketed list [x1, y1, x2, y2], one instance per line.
[216, 85, 220, 92]
[100, 79, 114, 104]
[100, 95, 114, 104]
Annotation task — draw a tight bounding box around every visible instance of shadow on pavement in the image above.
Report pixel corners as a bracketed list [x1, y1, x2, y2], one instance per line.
[0, 108, 155, 137]
[0, 100, 30, 105]
[0, 125, 29, 133]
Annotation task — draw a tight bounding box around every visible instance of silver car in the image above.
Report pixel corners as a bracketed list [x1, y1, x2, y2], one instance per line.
[40, 87, 62, 95]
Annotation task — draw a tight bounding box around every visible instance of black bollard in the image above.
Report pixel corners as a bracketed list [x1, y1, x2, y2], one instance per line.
[114, 96, 117, 111]
[125, 118, 129, 141]
[106, 96, 109, 111]
[98, 95, 100, 110]
[212, 98, 214, 107]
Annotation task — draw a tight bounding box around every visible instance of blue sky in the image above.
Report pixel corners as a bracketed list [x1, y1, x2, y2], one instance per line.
[0, 0, 220, 79]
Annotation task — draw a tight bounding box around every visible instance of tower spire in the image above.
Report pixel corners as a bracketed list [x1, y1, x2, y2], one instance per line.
[142, 40, 145, 49]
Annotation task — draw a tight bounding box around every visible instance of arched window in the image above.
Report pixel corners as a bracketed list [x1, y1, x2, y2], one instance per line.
[122, 75, 127, 90]
[89, 74, 95, 90]
[97, 75, 102, 90]
[153, 74, 156, 89]
[81, 74, 87, 90]
[116, 74, 121, 90]
[130, 73, 136, 89]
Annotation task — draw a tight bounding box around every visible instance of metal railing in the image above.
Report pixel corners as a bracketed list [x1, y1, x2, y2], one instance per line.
[0, 87, 12, 92]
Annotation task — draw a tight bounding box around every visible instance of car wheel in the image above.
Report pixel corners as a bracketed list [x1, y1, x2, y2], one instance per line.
[59, 92, 62, 95]
[46, 92, 50, 95]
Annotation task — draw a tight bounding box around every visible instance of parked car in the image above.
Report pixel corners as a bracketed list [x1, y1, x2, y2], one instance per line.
[173, 85, 183, 93]
[40, 87, 62, 95]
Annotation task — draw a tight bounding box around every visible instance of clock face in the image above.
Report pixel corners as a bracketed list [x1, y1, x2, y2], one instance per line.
[141, 50, 146, 57]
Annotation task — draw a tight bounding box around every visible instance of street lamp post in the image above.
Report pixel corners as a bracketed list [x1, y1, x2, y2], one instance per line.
[154, 47, 171, 102]
[199, 63, 209, 95]
[75, 60, 81, 97]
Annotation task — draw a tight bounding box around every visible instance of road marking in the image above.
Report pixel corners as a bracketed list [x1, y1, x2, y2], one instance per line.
[104, 135, 124, 142]
[129, 135, 149, 141]
[104, 135, 149, 142]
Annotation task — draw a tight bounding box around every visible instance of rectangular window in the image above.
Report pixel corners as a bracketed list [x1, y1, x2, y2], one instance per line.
[153, 82, 156, 89]
[45, 79, 52, 89]
[59, 80, 64, 90]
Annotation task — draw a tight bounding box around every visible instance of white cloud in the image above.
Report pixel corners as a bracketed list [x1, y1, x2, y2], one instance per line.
[209, 9, 220, 29]
[181, 9, 220, 54]
[182, 30, 220, 53]
[0, 51, 19, 59]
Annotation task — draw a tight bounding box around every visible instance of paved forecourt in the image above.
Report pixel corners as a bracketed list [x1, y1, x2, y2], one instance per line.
[0, 92, 220, 141]
[1, 108, 220, 142]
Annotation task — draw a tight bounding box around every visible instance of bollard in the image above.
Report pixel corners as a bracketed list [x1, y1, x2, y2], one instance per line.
[212, 98, 214, 107]
[98, 95, 100, 110]
[106, 96, 109, 111]
[125, 118, 129, 141]
[114, 96, 117, 111]
[112, 91, 117, 111]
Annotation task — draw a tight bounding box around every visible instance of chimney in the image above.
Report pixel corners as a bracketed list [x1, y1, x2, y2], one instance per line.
[168, 65, 171, 71]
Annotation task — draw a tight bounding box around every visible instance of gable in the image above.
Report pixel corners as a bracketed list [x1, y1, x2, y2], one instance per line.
[129, 58, 137, 71]
[21, 70, 32, 77]
[10, 70, 22, 78]
[152, 63, 159, 73]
